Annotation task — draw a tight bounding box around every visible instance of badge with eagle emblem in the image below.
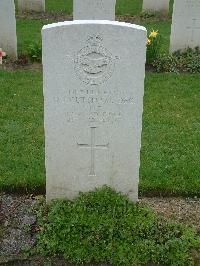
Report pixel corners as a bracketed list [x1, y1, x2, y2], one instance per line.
[74, 35, 116, 85]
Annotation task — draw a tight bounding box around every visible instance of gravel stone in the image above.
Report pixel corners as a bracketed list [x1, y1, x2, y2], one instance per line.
[140, 197, 200, 230]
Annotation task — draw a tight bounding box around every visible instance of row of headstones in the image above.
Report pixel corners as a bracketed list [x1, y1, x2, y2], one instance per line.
[5, 0, 170, 14]
[15, 0, 172, 15]
[17, 0, 169, 14]
[15, 0, 177, 15]
[0, 0, 200, 59]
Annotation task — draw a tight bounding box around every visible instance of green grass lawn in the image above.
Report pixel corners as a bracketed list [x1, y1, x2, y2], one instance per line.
[17, 19, 171, 55]
[17, 19, 46, 54]
[0, 70, 199, 196]
[0, 71, 44, 192]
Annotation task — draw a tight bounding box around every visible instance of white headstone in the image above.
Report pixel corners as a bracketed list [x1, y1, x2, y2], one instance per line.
[18, 0, 45, 12]
[0, 0, 17, 58]
[42, 20, 146, 202]
[73, 0, 116, 20]
[143, 0, 169, 14]
[170, 0, 200, 52]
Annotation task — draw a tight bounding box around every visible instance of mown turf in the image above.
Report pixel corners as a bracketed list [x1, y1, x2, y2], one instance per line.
[141, 73, 200, 196]
[0, 71, 44, 192]
[17, 19, 46, 54]
[16, 18, 172, 55]
[0, 70, 199, 196]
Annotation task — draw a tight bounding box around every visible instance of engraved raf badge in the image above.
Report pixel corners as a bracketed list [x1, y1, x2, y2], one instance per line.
[74, 35, 116, 85]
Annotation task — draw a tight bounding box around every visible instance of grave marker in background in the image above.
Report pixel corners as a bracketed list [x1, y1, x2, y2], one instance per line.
[0, 0, 17, 58]
[170, 0, 200, 52]
[73, 0, 116, 20]
[143, 0, 169, 14]
[18, 0, 45, 12]
[42, 21, 146, 202]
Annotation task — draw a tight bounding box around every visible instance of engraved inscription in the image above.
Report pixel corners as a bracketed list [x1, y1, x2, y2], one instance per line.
[186, 19, 200, 43]
[77, 127, 109, 176]
[74, 35, 116, 85]
[186, 0, 200, 9]
[53, 88, 134, 105]
[65, 111, 122, 123]
[51, 87, 135, 124]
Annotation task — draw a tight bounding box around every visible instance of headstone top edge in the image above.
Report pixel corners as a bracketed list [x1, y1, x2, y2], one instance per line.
[42, 20, 147, 33]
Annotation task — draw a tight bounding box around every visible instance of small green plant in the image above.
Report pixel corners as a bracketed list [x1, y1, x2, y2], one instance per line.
[43, 259, 52, 266]
[146, 30, 162, 64]
[36, 187, 200, 265]
[140, 11, 157, 19]
[27, 43, 42, 63]
[0, 225, 6, 240]
[23, 224, 31, 234]
[153, 47, 200, 73]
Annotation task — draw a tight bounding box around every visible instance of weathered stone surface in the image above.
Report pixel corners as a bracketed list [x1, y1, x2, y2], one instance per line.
[42, 21, 146, 202]
[73, 0, 116, 20]
[18, 0, 45, 12]
[170, 0, 200, 52]
[0, 0, 17, 58]
[143, 0, 169, 13]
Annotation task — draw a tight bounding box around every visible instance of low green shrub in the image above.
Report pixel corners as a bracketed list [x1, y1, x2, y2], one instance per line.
[153, 47, 200, 73]
[27, 43, 42, 63]
[140, 11, 157, 19]
[36, 187, 200, 265]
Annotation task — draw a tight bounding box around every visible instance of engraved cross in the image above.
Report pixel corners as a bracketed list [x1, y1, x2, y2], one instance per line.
[186, 19, 200, 43]
[77, 127, 109, 176]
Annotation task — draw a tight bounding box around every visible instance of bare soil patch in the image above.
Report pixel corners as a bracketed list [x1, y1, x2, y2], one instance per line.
[16, 11, 72, 21]
[16, 11, 169, 24]
[0, 61, 42, 72]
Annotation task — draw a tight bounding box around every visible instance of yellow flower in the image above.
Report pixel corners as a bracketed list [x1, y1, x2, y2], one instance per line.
[147, 38, 151, 45]
[149, 30, 158, 38]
